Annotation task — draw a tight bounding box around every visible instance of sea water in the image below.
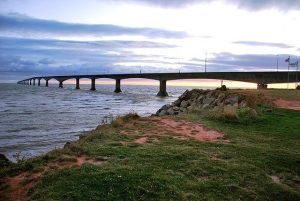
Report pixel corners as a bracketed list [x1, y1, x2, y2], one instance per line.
[0, 83, 204, 161]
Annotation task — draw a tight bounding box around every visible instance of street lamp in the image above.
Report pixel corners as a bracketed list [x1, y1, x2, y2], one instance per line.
[276, 55, 279, 72]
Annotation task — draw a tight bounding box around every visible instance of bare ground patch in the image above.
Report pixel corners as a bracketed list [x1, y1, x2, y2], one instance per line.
[120, 116, 226, 143]
[273, 99, 300, 110]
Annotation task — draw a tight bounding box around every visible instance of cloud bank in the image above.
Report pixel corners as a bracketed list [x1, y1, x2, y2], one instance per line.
[0, 14, 188, 39]
[124, 0, 300, 11]
[233, 41, 294, 49]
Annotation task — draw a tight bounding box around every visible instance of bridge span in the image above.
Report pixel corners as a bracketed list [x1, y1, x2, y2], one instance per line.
[17, 71, 299, 96]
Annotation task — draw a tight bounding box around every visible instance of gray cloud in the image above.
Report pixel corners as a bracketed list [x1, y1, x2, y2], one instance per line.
[0, 37, 179, 78]
[0, 14, 188, 39]
[1, 36, 297, 82]
[123, 0, 300, 11]
[233, 41, 294, 48]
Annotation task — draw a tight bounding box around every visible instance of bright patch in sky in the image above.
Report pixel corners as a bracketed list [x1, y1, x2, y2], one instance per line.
[0, 0, 299, 85]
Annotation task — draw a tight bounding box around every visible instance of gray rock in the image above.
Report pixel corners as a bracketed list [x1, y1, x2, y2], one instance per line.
[187, 106, 193, 111]
[155, 109, 162, 115]
[207, 91, 215, 97]
[0, 153, 10, 166]
[225, 95, 239, 105]
[197, 95, 204, 103]
[167, 108, 175, 115]
[172, 99, 181, 107]
[180, 100, 189, 108]
[217, 102, 224, 107]
[158, 110, 167, 116]
[203, 97, 215, 105]
[173, 106, 180, 111]
[239, 100, 248, 107]
[180, 108, 187, 113]
[202, 104, 210, 109]
[218, 93, 226, 100]
[179, 90, 189, 99]
[162, 104, 171, 111]
[190, 102, 198, 107]
[64, 141, 71, 148]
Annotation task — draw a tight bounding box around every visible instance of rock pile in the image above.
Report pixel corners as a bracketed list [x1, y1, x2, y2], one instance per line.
[156, 89, 250, 116]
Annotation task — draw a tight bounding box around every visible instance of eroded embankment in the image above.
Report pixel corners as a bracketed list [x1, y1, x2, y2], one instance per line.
[0, 116, 225, 201]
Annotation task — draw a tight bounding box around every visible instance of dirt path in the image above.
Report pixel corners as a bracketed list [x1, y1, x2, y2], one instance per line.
[273, 99, 300, 110]
[121, 116, 226, 143]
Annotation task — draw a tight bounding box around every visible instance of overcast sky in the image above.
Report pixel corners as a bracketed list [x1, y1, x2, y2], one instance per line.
[0, 0, 299, 82]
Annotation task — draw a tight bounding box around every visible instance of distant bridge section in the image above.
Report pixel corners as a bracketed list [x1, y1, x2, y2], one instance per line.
[17, 71, 299, 96]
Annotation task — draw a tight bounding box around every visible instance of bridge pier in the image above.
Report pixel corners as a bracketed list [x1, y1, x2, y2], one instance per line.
[114, 79, 122, 93]
[59, 81, 63, 88]
[45, 80, 49, 87]
[157, 80, 168, 97]
[257, 83, 268, 90]
[33, 79, 36, 86]
[76, 78, 80, 89]
[29, 79, 32, 85]
[38, 79, 41, 86]
[90, 78, 96, 91]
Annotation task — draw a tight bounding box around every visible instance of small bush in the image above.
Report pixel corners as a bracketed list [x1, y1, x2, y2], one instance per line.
[200, 106, 259, 124]
[223, 106, 238, 120]
[238, 107, 258, 122]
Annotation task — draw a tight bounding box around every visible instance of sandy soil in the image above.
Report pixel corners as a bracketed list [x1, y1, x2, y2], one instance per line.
[273, 99, 300, 110]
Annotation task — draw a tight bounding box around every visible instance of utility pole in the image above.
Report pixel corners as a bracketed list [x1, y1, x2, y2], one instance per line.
[276, 55, 279, 72]
[204, 51, 207, 72]
[296, 60, 299, 88]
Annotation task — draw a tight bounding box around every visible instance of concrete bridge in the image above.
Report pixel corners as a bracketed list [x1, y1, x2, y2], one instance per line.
[17, 71, 299, 96]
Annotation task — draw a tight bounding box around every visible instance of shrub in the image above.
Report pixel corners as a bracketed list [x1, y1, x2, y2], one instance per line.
[238, 107, 258, 122]
[223, 106, 238, 120]
[199, 106, 259, 124]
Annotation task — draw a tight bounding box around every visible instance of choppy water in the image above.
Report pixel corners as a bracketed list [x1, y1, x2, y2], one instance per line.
[0, 83, 204, 161]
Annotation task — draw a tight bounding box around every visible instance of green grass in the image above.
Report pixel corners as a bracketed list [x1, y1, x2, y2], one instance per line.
[1, 107, 300, 201]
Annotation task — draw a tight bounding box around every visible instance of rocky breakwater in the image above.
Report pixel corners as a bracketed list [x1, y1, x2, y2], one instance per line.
[156, 89, 252, 116]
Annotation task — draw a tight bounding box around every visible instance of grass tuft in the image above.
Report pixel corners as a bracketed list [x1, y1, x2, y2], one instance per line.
[112, 112, 140, 127]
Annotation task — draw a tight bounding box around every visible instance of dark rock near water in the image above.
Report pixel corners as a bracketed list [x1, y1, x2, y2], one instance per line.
[64, 141, 71, 148]
[0, 153, 11, 166]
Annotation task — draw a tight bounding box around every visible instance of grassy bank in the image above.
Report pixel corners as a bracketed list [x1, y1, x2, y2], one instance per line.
[1, 92, 300, 200]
